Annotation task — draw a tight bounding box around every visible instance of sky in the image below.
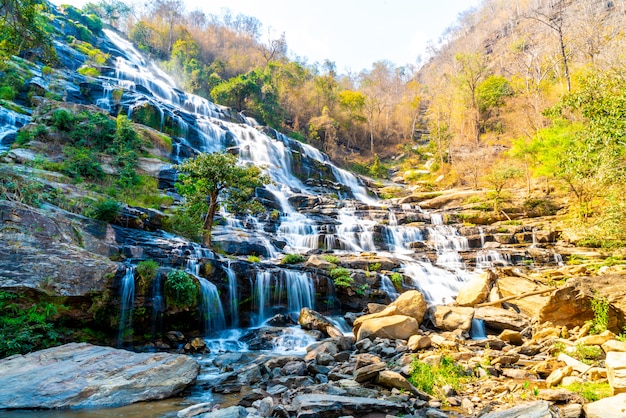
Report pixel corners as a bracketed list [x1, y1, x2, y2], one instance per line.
[53, 0, 482, 73]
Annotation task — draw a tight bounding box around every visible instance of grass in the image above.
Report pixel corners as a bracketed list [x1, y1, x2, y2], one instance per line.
[563, 381, 612, 402]
[408, 355, 474, 401]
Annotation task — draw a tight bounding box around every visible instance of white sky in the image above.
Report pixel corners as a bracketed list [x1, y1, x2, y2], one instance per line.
[53, 0, 482, 73]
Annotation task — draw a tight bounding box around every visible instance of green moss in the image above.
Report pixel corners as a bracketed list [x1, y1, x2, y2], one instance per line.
[281, 254, 305, 264]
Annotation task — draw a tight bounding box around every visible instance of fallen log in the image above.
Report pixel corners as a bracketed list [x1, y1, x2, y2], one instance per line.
[476, 287, 556, 308]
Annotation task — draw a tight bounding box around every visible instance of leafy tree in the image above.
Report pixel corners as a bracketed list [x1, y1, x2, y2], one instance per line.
[174, 152, 270, 247]
[0, 0, 56, 64]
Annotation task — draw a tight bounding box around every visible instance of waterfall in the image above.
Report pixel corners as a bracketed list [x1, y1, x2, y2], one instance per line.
[252, 269, 315, 326]
[150, 274, 163, 342]
[0, 105, 31, 151]
[117, 266, 135, 347]
[222, 262, 239, 328]
[197, 277, 226, 336]
[470, 318, 487, 340]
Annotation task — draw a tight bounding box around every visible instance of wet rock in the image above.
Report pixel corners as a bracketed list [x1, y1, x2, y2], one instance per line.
[299, 307, 344, 338]
[584, 393, 626, 418]
[474, 306, 531, 331]
[291, 394, 403, 417]
[0, 342, 199, 409]
[199, 406, 249, 418]
[177, 402, 214, 418]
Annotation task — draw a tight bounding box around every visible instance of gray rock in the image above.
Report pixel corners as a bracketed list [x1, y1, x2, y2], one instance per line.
[0, 342, 199, 409]
[292, 394, 402, 416]
[584, 393, 626, 418]
[199, 406, 248, 418]
[480, 400, 557, 418]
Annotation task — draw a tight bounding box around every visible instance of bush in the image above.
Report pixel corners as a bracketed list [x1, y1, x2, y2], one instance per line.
[164, 270, 198, 309]
[390, 272, 403, 287]
[62, 146, 104, 180]
[77, 66, 100, 77]
[0, 292, 64, 358]
[321, 254, 339, 264]
[89, 199, 120, 222]
[136, 260, 159, 294]
[281, 254, 305, 264]
[0, 85, 16, 100]
[330, 267, 353, 288]
[51, 109, 74, 131]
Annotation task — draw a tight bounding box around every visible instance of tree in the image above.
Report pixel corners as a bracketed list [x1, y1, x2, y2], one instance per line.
[174, 152, 270, 248]
[0, 0, 56, 64]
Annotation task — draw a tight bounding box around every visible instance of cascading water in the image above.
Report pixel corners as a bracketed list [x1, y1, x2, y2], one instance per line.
[222, 262, 239, 328]
[0, 106, 31, 151]
[252, 269, 315, 326]
[117, 266, 136, 347]
[150, 274, 163, 343]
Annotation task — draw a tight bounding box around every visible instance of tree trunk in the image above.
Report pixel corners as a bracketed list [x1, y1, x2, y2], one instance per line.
[202, 192, 219, 248]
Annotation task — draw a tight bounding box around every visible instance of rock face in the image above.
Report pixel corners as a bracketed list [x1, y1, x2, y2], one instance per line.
[0, 342, 200, 409]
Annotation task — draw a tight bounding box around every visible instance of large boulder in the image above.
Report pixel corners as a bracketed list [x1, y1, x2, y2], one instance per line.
[474, 306, 531, 332]
[496, 275, 551, 318]
[352, 290, 426, 339]
[428, 305, 474, 331]
[456, 271, 494, 307]
[356, 315, 419, 341]
[292, 394, 402, 417]
[540, 275, 626, 331]
[0, 342, 200, 409]
[584, 393, 626, 418]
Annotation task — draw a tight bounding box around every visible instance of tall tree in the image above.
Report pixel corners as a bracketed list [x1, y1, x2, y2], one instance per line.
[174, 152, 270, 248]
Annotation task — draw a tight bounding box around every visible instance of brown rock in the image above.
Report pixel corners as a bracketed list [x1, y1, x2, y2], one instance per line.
[456, 271, 494, 307]
[578, 330, 617, 346]
[474, 306, 530, 331]
[298, 307, 343, 338]
[304, 255, 336, 269]
[356, 315, 420, 341]
[538, 388, 580, 403]
[407, 335, 431, 351]
[429, 306, 474, 331]
[532, 359, 567, 378]
[546, 365, 573, 387]
[496, 275, 552, 318]
[367, 303, 388, 314]
[584, 393, 626, 418]
[354, 361, 386, 383]
[389, 290, 428, 323]
[498, 329, 523, 346]
[603, 340, 626, 353]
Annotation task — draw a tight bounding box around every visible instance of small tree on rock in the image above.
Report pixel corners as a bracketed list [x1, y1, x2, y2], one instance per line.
[174, 152, 269, 247]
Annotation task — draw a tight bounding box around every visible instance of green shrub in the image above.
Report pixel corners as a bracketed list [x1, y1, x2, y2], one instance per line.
[15, 130, 33, 146]
[77, 66, 100, 77]
[563, 381, 612, 402]
[321, 254, 339, 264]
[0, 291, 64, 358]
[330, 267, 353, 288]
[62, 146, 104, 180]
[281, 254, 305, 264]
[89, 199, 120, 222]
[368, 262, 382, 272]
[0, 85, 16, 100]
[589, 292, 609, 334]
[247, 255, 261, 263]
[390, 272, 403, 287]
[51, 109, 74, 131]
[136, 260, 159, 294]
[164, 270, 198, 309]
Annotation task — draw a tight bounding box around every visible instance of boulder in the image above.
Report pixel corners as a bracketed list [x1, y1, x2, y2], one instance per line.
[428, 305, 474, 331]
[540, 275, 626, 331]
[304, 255, 336, 269]
[0, 343, 199, 409]
[585, 393, 626, 418]
[607, 351, 626, 394]
[480, 400, 555, 418]
[408, 335, 432, 351]
[578, 330, 616, 346]
[496, 275, 552, 319]
[456, 271, 493, 306]
[292, 394, 402, 417]
[298, 307, 344, 338]
[546, 366, 573, 388]
[498, 329, 523, 346]
[200, 406, 249, 418]
[376, 370, 431, 400]
[603, 340, 626, 353]
[356, 315, 420, 341]
[474, 306, 531, 331]
[352, 289, 426, 336]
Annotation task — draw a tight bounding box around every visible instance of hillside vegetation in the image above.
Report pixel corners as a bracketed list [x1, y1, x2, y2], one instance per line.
[2, 0, 626, 247]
